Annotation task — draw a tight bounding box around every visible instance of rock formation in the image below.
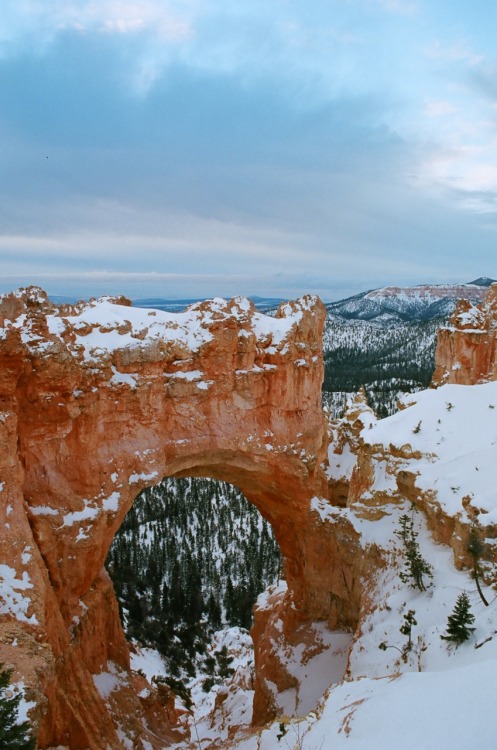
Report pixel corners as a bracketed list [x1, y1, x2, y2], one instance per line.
[432, 282, 497, 385]
[6, 281, 495, 748]
[0, 287, 365, 748]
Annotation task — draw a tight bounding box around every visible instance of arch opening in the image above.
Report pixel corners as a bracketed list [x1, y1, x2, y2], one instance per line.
[106, 475, 282, 689]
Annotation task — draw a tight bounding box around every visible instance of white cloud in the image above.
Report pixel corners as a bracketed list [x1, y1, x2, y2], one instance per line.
[374, 0, 419, 16]
[425, 39, 484, 67]
[1, 0, 193, 50]
[424, 100, 457, 118]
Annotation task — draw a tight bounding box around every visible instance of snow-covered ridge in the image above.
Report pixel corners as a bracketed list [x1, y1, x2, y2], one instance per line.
[0, 287, 319, 365]
[327, 282, 491, 324]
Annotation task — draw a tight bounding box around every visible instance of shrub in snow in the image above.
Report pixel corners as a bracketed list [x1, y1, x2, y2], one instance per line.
[379, 609, 417, 663]
[0, 664, 35, 749]
[399, 609, 417, 653]
[441, 593, 475, 645]
[395, 512, 433, 591]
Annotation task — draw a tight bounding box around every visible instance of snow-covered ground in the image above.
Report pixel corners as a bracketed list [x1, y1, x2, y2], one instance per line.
[227, 381, 497, 750]
[130, 627, 256, 748]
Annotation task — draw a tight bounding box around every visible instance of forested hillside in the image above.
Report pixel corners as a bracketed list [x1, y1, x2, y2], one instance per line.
[322, 315, 442, 417]
[106, 478, 281, 681]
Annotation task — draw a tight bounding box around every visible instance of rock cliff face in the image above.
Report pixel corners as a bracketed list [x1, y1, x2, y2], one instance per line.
[432, 283, 497, 385]
[0, 287, 366, 748]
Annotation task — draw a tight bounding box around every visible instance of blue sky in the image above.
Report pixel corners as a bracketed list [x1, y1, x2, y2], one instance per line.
[1, 0, 497, 301]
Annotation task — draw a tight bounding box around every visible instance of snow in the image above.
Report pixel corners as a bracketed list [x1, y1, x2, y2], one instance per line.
[310, 496, 336, 523]
[129, 471, 159, 484]
[130, 647, 167, 682]
[28, 505, 59, 516]
[102, 491, 120, 512]
[326, 441, 357, 481]
[291, 661, 497, 750]
[230, 499, 497, 750]
[108, 367, 138, 388]
[164, 369, 203, 381]
[362, 381, 497, 522]
[185, 627, 256, 747]
[92, 661, 130, 703]
[0, 565, 38, 624]
[11, 682, 36, 726]
[271, 625, 353, 717]
[62, 500, 99, 527]
[92, 669, 122, 699]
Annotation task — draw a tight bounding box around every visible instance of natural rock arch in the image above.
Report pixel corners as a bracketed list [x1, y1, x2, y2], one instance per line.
[0, 288, 363, 748]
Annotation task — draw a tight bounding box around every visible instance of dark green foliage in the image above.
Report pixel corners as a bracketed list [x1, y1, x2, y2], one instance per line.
[399, 610, 417, 653]
[379, 610, 417, 662]
[277, 722, 288, 741]
[0, 664, 35, 750]
[106, 477, 281, 677]
[201, 645, 234, 692]
[441, 593, 475, 645]
[395, 512, 433, 591]
[153, 675, 192, 709]
[467, 527, 489, 607]
[322, 316, 441, 417]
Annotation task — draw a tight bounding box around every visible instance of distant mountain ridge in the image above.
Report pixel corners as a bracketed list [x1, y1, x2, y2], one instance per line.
[132, 295, 285, 313]
[326, 280, 496, 324]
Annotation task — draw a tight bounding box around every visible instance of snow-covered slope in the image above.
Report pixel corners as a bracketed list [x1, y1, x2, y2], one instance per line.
[224, 380, 497, 750]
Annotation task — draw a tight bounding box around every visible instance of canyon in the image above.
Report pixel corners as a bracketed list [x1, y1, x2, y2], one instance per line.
[1, 284, 497, 748]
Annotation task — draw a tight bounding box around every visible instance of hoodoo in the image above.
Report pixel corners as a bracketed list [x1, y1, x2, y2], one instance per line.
[432, 282, 497, 386]
[0, 287, 364, 748]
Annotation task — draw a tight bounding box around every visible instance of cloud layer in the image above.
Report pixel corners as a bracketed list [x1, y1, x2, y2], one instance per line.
[1, 0, 497, 299]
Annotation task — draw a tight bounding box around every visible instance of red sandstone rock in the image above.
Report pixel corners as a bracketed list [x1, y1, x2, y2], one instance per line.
[432, 283, 497, 385]
[0, 287, 365, 747]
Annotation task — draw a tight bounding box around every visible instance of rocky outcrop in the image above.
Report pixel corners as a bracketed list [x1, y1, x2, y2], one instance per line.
[432, 283, 497, 385]
[0, 287, 368, 747]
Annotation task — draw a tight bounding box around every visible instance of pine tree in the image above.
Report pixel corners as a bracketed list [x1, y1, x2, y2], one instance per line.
[395, 512, 433, 591]
[0, 664, 35, 749]
[441, 593, 475, 645]
[467, 527, 489, 606]
[399, 609, 417, 653]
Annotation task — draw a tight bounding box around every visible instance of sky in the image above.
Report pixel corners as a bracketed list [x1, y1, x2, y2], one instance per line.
[1, 0, 497, 302]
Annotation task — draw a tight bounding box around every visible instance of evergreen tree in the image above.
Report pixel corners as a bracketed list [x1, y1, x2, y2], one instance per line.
[399, 609, 417, 653]
[395, 512, 433, 591]
[0, 664, 35, 750]
[441, 593, 475, 645]
[467, 527, 489, 607]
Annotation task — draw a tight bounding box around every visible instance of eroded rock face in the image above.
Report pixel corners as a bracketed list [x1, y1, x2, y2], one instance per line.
[0, 286, 364, 747]
[432, 283, 497, 386]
